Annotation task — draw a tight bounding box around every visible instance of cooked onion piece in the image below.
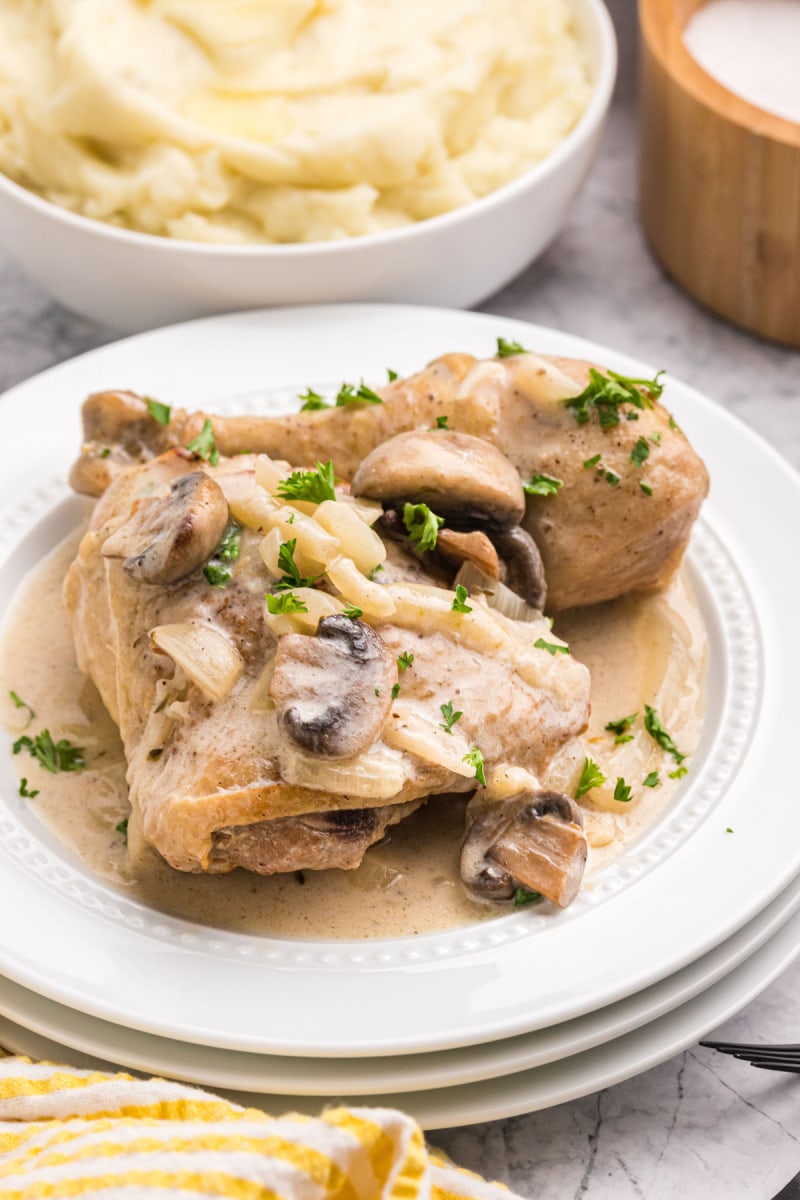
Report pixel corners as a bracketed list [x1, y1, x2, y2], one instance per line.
[384, 704, 474, 777]
[326, 556, 397, 618]
[314, 500, 386, 574]
[386, 583, 510, 656]
[254, 453, 289, 494]
[280, 744, 406, 800]
[228, 487, 280, 533]
[263, 588, 342, 636]
[150, 622, 243, 701]
[339, 494, 384, 526]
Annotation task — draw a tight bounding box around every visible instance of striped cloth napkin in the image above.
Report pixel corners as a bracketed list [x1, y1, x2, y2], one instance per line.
[0, 1057, 518, 1198]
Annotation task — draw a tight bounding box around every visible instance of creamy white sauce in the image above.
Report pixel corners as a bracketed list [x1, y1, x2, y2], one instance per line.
[0, 528, 707, 939]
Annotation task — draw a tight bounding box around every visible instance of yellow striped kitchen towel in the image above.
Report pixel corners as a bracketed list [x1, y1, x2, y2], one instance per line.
[0, 1057, 519, 1198]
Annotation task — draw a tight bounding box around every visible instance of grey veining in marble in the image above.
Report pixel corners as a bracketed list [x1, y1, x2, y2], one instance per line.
[1, 0, 799, 1196]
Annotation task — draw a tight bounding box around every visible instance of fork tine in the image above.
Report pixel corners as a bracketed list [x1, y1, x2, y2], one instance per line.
[701, 1040, 800, 1054]
[731, 1048, 800, 1062]
[749, 1060, 800, 1075]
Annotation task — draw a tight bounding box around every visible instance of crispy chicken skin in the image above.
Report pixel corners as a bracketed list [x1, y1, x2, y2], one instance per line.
[64, 452, 590, 876]
[70, 351, 708, 612]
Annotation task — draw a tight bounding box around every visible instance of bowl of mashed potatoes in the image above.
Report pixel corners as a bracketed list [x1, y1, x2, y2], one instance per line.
[0, 0, 616, 331]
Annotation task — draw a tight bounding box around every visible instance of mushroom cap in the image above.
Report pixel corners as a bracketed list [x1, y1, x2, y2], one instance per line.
[270, 615, 396, 759]
[350, 430, 526, 529]
[461, 789, 587, 907]
[488, 526, 547, 611]
[103, 471, 230, 585]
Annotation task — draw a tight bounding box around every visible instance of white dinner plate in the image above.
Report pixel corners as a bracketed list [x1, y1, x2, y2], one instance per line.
[0, 305, 796, 1056]
[3, 883, 800, 1130]
[1, 871, 799, 1097]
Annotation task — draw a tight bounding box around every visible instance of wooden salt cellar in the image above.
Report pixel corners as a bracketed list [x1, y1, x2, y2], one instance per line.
[639, 0, 800, 347]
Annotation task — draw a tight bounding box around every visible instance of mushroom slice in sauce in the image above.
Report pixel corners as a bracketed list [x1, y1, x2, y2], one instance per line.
[461, 790, 587, 908]
[102, 471, 229, 585]
[270, 614, 396, 760]
[434, 529, 501, 579]
[350, 430, 526, 529]
[488, 526, 547, 612]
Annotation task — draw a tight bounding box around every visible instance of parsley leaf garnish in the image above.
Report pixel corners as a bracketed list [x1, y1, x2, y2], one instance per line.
[116, 817, 129, 842]
[403, 502, 444, 552]
[452, 584, 472, 613]
[496, 337, 528, 358]
[435, 415, 450, 430]
[266, 591, 308, 615]
[13, 730, 85, 774]
[605, 712, 638, 740]
[298, 388, 330, 412]
[564, 369, 665, 430]
[583, 454, 602, 469]
[275, 539, 322, 591]
[397, 651, 415, 672]
[513, 888, 542, 907]
[631, 436, 651, 467]
[640, 481, 654, 497]
[614, 776, 633, 802]
[644, 705, 686, 764]
[276, 461, 337, 505]
[523, 473, 563, 496]
[650, 432, 662, 445]
[367, 564, 384, 581]
[534, 636, 570, 656]
[100, 447, 111, 458]
[391, 683, 401, 700]
[19, 778, 39, 799]
[185, 418, 219, 466]
[669, 764, 688, 780]
[342, 605, 363, 619]
[440, 700, 463, 734]
[9, 690, 35, 722]
[335, 381, 383, 407]
[643, 771, 660, 788]
[387, 368, 398, 382]
[145, 397, 171, 426]
[204, 562, 232, 588]
[604, 468, 621, 487]
[463, 745, 486, 786]
[575, 757, 606, 799]
[203, 522, 241, 588]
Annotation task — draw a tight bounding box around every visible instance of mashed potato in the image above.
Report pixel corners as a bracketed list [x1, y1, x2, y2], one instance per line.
[0, 0, 592, 244]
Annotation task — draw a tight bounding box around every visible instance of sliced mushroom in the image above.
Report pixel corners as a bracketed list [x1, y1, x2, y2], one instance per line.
[102, 471, 229, 585]
[435, 529, 501, 578]
[270, 614, 396, 759]
[460, 790, 587, 908]
[489, 526, 547, 612]
[351, 430, 526, 529]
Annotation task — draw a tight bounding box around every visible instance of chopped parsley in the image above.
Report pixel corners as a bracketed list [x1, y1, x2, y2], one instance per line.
[668, 414, 681, 432]
[440, 701, 463, 735]
[644, 705, 686, 764]
[583, 454, 602, 469]
[342, 605, 363, 619]
[534, 636, 570, 656]
[603, 468, 621, 487]
[266, 591, 308, 615]
[643, 772, 660, 788]
[185, 418, 219, 466]
[367, 564, 384, 581]
[564, 369, 665, 430]
[397, 651, 415, 672]
[575, 757, 606, 800]
[631, 436, 651, 467]
[298, 388, 330, 412]
[403, 502, 444, 552]
[145, 397, 171, 426]
[115, 817, 129, 842]
[650, 432, 662, 445]
[583, 454, 621, 486]
[387, 368, 399, 382]
[203, 522, 241, 588]
[726, 827, 733, 833]
[391, 683, 401, 700]
[276, 461, 337, 505]
[335, 381, 383, 407]
[100, 447, 111, 458]
[452, 584, 472, 613]
[523, 473, 563, 496]
[640, 481, 654, 497]
[614, 776, 633, 803]
[669, 764, 689, 780]
[9, 690, 35, 722]
[435, 415, 450, 429]
[513, 888, 542, 907]
[496, 337, 528, 358]
[13, 730, 85, 774]
[463, 745, 486, 786]
[605, 712, 638, 741]
[275, 539, 322, 591]
[18, 778, 39, 799]
[374, 687, 381, 698]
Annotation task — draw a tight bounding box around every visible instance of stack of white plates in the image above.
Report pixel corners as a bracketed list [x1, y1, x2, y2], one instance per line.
[1, 307, 798, 1130]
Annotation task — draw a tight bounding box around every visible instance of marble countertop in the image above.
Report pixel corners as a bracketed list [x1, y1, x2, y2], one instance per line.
[1, 0, 798, 1196]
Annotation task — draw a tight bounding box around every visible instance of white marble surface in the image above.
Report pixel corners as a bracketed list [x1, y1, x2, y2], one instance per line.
[1, 0, 799, 1196]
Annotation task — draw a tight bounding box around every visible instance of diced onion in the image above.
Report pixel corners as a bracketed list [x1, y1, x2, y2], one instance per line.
[315, 500, 386, 574]
[254, 453, 289, 494]
[386, 582, 509, 655]
[228, 488, 279, 532]
[454, 562, 541, 623]
[249, 655, 277, 712]
[484, 763, 541, 801]
[261, 505, 340, 574]
[263, 588, 342, 637]
[326, 555, 396, 618]
[150, 623, 243, 701]
[339, 493, 384, 526]
[384, 705, 474, 777]
[281, 745, 405, 800]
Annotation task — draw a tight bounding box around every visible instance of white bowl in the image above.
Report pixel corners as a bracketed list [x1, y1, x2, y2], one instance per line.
[0, 0, 616, 333]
